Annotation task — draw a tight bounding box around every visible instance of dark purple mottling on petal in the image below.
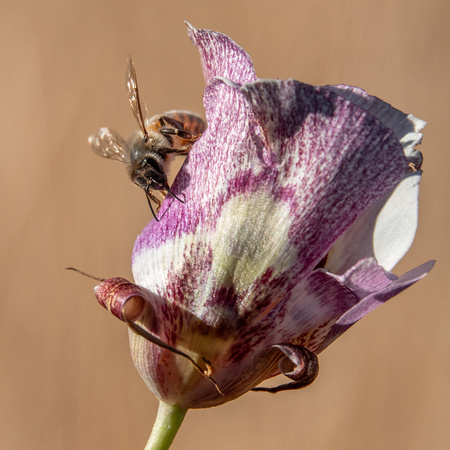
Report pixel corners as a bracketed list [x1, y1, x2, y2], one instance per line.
[133, 78, 407, 314]
[123, 26, 432, 409]
[134, 79, 405, 251]
[326, 84, 425, 167]
[238, 80, 407, 271]
[225, 269, 359, 360]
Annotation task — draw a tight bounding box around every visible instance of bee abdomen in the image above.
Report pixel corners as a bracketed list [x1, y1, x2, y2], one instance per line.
[162, 110, 207, 135]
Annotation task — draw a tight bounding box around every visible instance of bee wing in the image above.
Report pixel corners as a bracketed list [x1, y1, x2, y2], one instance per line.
[126, 56, 148, 138]
[89, 127, 129, 163]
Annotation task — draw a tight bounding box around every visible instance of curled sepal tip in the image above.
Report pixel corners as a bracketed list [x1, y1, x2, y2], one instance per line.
[94, 277, 150, 322]
[94, 278, 224, 397]
[252, 344, 319, 393]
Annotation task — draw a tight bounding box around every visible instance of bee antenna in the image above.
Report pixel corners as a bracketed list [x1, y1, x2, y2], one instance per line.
[165, 187, 185, 204]
[145, 185, 159, 222]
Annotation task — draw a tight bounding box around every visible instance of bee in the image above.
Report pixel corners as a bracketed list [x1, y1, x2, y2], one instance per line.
[89, 56, 206, 221]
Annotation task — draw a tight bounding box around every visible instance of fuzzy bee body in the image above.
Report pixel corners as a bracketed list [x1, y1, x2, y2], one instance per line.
[89, 57, 206, 220]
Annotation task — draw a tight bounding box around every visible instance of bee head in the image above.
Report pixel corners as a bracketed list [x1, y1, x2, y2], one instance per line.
[131, 157, 167, 191]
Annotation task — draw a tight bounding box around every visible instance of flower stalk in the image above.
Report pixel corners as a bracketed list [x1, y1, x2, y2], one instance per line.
[145, 402, 187, 450]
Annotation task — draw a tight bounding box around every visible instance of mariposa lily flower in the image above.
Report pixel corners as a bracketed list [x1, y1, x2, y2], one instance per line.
[94, 23, 434, 449]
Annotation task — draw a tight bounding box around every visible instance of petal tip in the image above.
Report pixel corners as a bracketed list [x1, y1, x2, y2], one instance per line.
[184, 21, 196, 36]
[422, 259, 436, 274]
[184, 20, 201, 45]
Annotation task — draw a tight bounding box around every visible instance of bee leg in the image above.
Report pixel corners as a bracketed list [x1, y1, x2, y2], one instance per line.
[159, 127, 202, 142]
[159, 115, 185, 129]
[149, 192, 162, 211]
[159, 116, 202, 142]
[145, 187, 162, 221]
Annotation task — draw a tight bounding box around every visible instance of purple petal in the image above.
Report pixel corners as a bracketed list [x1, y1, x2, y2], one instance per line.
[133, 78, 407, 323]
[225, 269, 360, 360]
[92, 25, 433, 412]
[316, 259, 435, 352]
[327, 85, 426, 169]
[186, 23, 257, 85]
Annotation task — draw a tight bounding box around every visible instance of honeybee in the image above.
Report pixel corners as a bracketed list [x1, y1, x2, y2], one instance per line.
[89, 56, 206, 221]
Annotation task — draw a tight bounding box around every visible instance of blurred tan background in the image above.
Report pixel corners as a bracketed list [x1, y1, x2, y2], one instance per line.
[1, 0, 449, 449]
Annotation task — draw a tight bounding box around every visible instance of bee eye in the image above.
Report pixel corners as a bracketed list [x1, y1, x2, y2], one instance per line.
[140, 157, 161, 173]
[145, 157, 159, 168]
[135, 177, 147, 187]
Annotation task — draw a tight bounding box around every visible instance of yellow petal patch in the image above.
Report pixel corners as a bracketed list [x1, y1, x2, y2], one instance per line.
[212, 191, 294, 296]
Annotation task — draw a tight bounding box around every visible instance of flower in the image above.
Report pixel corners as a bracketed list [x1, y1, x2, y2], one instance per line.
[94, 23, 433, 445]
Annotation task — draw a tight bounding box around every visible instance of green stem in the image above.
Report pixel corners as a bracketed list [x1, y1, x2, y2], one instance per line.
[145, 401, 187, 450]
